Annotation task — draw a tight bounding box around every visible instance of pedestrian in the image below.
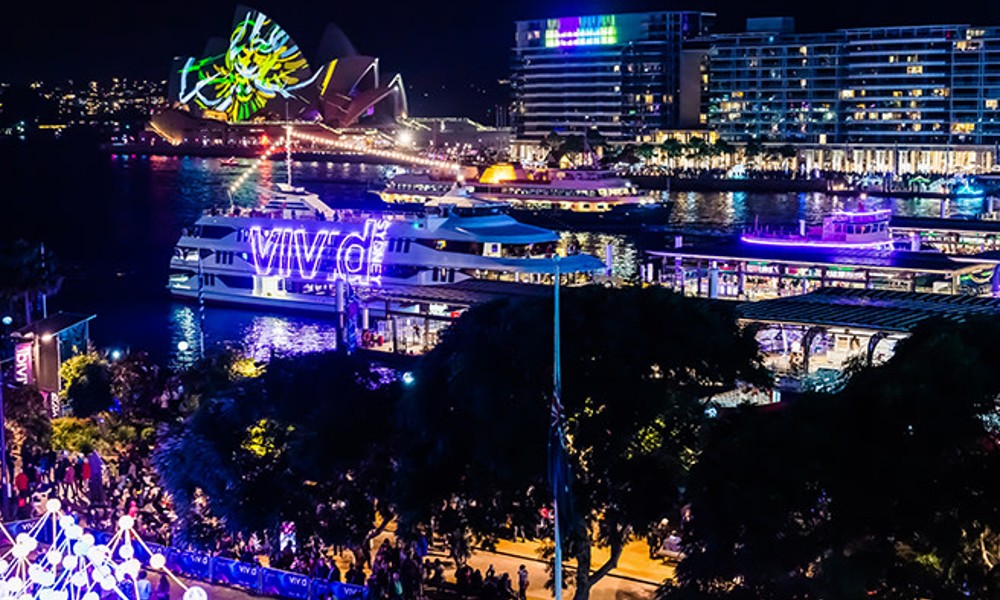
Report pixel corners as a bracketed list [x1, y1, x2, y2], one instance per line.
[136, 571, 152, 600]
[517, 565, 528, 600]
[155, 575, 170, 600]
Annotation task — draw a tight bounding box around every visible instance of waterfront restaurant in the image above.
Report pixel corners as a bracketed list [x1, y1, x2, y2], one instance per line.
[736, 288, 1000, 382]
[890, 215, 1000, 255]
[646, 241, 998, 300]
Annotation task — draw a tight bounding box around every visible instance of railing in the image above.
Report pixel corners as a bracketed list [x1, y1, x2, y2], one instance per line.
[1, 519, 367, 600]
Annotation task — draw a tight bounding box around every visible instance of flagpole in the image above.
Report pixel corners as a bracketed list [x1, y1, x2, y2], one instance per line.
[197, 252, 206, 359]
[552, 256, 563, 600]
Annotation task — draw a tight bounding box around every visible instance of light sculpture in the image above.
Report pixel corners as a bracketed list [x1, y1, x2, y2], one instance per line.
[0, 499, 207, 600]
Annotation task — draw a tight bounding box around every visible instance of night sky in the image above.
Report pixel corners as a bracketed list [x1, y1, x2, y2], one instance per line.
[7, 0, 979, 119]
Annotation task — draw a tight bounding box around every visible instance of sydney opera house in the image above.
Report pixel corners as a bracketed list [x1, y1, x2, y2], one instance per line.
[149, 6, 407, 144]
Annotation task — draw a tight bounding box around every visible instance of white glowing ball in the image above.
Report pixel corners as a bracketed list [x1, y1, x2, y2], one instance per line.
[118, 545, 134, 560]
[7, 578, 23, 592]
[27, 565, 42, 584]
[99, 576, 116, 591]
[82, 534, 95, 547]
[45, 499, 61, 513]
[38, 591, 53, 600]
[149, 554, 166, 570]
[11, 545, 29, 560]
[123, 559, 141, 578]
[83, 592, 99, 600]
[0, 558, 9, 571]
[70, 572, 88, 588]
[117, 516, 135, 531]
[45, 549, 62, 565]
[17, 594, 30, 600]
[52, 591, 68, 600]
[62, 555, 78, 570]
[59, 515, 76, 529]
[14, 534, 30, 546]
[183, 587, 208, 600]
[66, 525, 83, 541]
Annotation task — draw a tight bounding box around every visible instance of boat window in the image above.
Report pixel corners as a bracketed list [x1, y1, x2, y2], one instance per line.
[388, 239, 397, 253]
[404, 239, 412, 253]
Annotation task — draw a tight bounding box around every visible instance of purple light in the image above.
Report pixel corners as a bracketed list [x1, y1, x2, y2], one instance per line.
[250, 219, 389, 286]
[740, 235, 894, 250]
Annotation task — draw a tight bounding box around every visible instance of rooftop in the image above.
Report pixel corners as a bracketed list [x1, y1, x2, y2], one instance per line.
[649, 242, 988, 273]
[891, 216, 1000, 235]
[736, 287, 1000, 332]
[12, 312, 96, 339]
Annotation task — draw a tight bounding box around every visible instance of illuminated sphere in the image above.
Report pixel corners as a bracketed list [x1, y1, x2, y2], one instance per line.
[52, 591, 68, 600]
[149, 554, 166, 570]
[17, 594, 30, 600]
[117, 515, 135, 531]
[183, 587, 208, 600]
[118, 545, 134, 560]
[28, 565, 43, 584]
[123, 559, 141, 578]
[45, 498, 61, 513]
[177, 341, 189, 352]
[14, 533, 30, 546]
[83, 593, 100, 600]
[62, 555, 78, 570]
[71, 573, 88, 589]
[71, 542, 86, 557]
[45, 549, 62, 565]
[66, 525, 84, 540]
[7, 578, 23, 593]
[59, 515, 76, 529]
[99, 577, 116, 591]
[82, 534, 96, 547]
[0, 558, 8, 572]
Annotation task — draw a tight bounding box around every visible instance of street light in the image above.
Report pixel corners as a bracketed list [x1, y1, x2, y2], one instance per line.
[177, 341, 190, 352]
[402, 372, 415, 385]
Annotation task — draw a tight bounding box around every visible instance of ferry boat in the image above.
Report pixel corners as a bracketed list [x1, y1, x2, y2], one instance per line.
[378, 163, 661, 213]
[741, 206, 895, 250]
[167, 184, 607, 314]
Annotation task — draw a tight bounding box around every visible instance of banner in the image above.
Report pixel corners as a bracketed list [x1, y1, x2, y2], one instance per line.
[261, 568, 311, 600]
[14, 342, 33, 385]
[212, 556, 260, 590]
[168, 548, 212, 581]
[313, 580, 368, 600]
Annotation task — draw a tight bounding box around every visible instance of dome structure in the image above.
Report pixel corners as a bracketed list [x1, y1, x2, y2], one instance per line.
[167, 5, 406, 128]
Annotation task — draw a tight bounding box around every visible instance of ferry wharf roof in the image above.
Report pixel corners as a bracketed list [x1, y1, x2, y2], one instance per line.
[891, 216, 1000, 236]
[736, 287, 1000, 333]
[648, 242, 990, 274]
[369, 279, 553, 310]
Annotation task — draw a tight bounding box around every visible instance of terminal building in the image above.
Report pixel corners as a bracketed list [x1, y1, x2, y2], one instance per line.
[695, 18, 1000, 172]
[510, 11, 715, 143]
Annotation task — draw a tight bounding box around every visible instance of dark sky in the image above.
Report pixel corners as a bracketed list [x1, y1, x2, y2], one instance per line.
[6, 0, 980, 119]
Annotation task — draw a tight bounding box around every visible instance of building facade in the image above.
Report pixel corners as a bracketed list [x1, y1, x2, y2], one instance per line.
[700, 19, 1000, 147]
[511, 12, 714, 142]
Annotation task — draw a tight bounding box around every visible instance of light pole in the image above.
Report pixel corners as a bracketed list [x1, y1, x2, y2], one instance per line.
[0, 363, 9, 519]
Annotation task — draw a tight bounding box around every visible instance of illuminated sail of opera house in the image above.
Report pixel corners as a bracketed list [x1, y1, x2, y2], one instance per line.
[150, 5, 408, 144]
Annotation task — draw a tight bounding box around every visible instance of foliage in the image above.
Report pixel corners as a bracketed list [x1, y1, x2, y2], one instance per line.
[154, 351, 401, 556]
[667, 317, 1000, 599]
[61, 351, 113, 417]
[51, 413, 141, 455]
[110, 351, 165, 420]
[398, 287, 768, 600]
[51, 417, 101, 454]
[4, 384, 52, 458]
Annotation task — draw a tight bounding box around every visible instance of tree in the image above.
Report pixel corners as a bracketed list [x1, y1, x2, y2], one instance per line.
[0, 240, 61, 326]
[666, 317, 1000, 599]
[154, 351, 401, 559]
[4, 384, 52, 460]
[61, 351, 113, 417]
[398, 288, 768, 600]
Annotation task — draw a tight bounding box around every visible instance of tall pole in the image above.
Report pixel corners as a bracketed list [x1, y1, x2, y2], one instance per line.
[0, 366, 8, 518]
[285, 123, 293, 187]
[39, 242, 48, 319]
[551, 256, 564, 599]
[197, 252, 206, 359]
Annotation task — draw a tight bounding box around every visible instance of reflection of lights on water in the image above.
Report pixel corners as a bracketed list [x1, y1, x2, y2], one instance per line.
[241, 316, 339, 362]
[170, 307, 200, 368]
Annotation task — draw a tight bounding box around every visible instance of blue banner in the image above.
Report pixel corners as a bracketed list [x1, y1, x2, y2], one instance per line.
[261, 568, 311, 600]
[313, 580, 367, 600]
[212, 556, 259, 590]
[169, 548, 212, 581]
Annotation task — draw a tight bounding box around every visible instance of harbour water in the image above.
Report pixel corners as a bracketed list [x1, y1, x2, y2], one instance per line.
[2, 139, 991, 363]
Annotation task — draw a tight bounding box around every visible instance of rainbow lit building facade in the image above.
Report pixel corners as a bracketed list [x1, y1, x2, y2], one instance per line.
[159, 5, 406, 130]
[511, 11, 714, 142]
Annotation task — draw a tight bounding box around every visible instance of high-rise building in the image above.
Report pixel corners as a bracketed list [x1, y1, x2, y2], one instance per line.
[700, 19, 1000, 146]
[511, 12, 714, 143]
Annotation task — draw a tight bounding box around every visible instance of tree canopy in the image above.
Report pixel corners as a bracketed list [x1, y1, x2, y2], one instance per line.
[666, 317, 1000, 599]
[398, 287, 768, 600]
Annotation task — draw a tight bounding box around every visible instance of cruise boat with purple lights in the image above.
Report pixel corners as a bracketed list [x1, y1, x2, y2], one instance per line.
[167, 184, 607, 314]
[741, 207, 894, 251]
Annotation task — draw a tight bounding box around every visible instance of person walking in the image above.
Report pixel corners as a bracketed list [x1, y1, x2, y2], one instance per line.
[517, 565, 529, 600]
[154, 575, 170, 600]
[136, 571, 152, 600]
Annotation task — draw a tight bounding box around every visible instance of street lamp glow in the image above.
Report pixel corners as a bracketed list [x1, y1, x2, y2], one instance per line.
[402, 371, 415, 385]
[177, 341, 190, 351]
[110, 350, 122, 360]
[1, 316, 12, 326]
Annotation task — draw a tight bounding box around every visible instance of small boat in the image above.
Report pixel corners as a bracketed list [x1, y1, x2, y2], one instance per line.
[742, 205, 894, 250]
[220, 157, 239, 167]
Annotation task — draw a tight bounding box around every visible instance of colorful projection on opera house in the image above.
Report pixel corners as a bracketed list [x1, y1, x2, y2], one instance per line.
[545, 15, 618, 47]
[249, 219, 390, 287]
[177, 9, 320, 121]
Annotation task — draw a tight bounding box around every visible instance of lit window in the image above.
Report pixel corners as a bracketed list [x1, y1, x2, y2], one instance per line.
[907, 65, 924, 75]
[841, 89, 855, 99]
[986, 99, 998, 109]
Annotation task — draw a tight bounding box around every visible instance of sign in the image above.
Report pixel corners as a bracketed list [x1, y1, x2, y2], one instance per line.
[14, 342, 33, 385]
[213, 556, 260, 590]
[250, 219, 389, 287]
[261, 568, 311, 600]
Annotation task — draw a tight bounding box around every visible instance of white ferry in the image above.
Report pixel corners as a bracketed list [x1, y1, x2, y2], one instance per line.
[167, 184, 606, 314]
[378, 164, 660, 213]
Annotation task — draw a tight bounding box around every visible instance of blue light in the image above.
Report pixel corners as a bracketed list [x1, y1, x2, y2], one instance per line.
[1, 316, 11, 326]
[402, 371, 415, 385]
[110, 350, 122, 361]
